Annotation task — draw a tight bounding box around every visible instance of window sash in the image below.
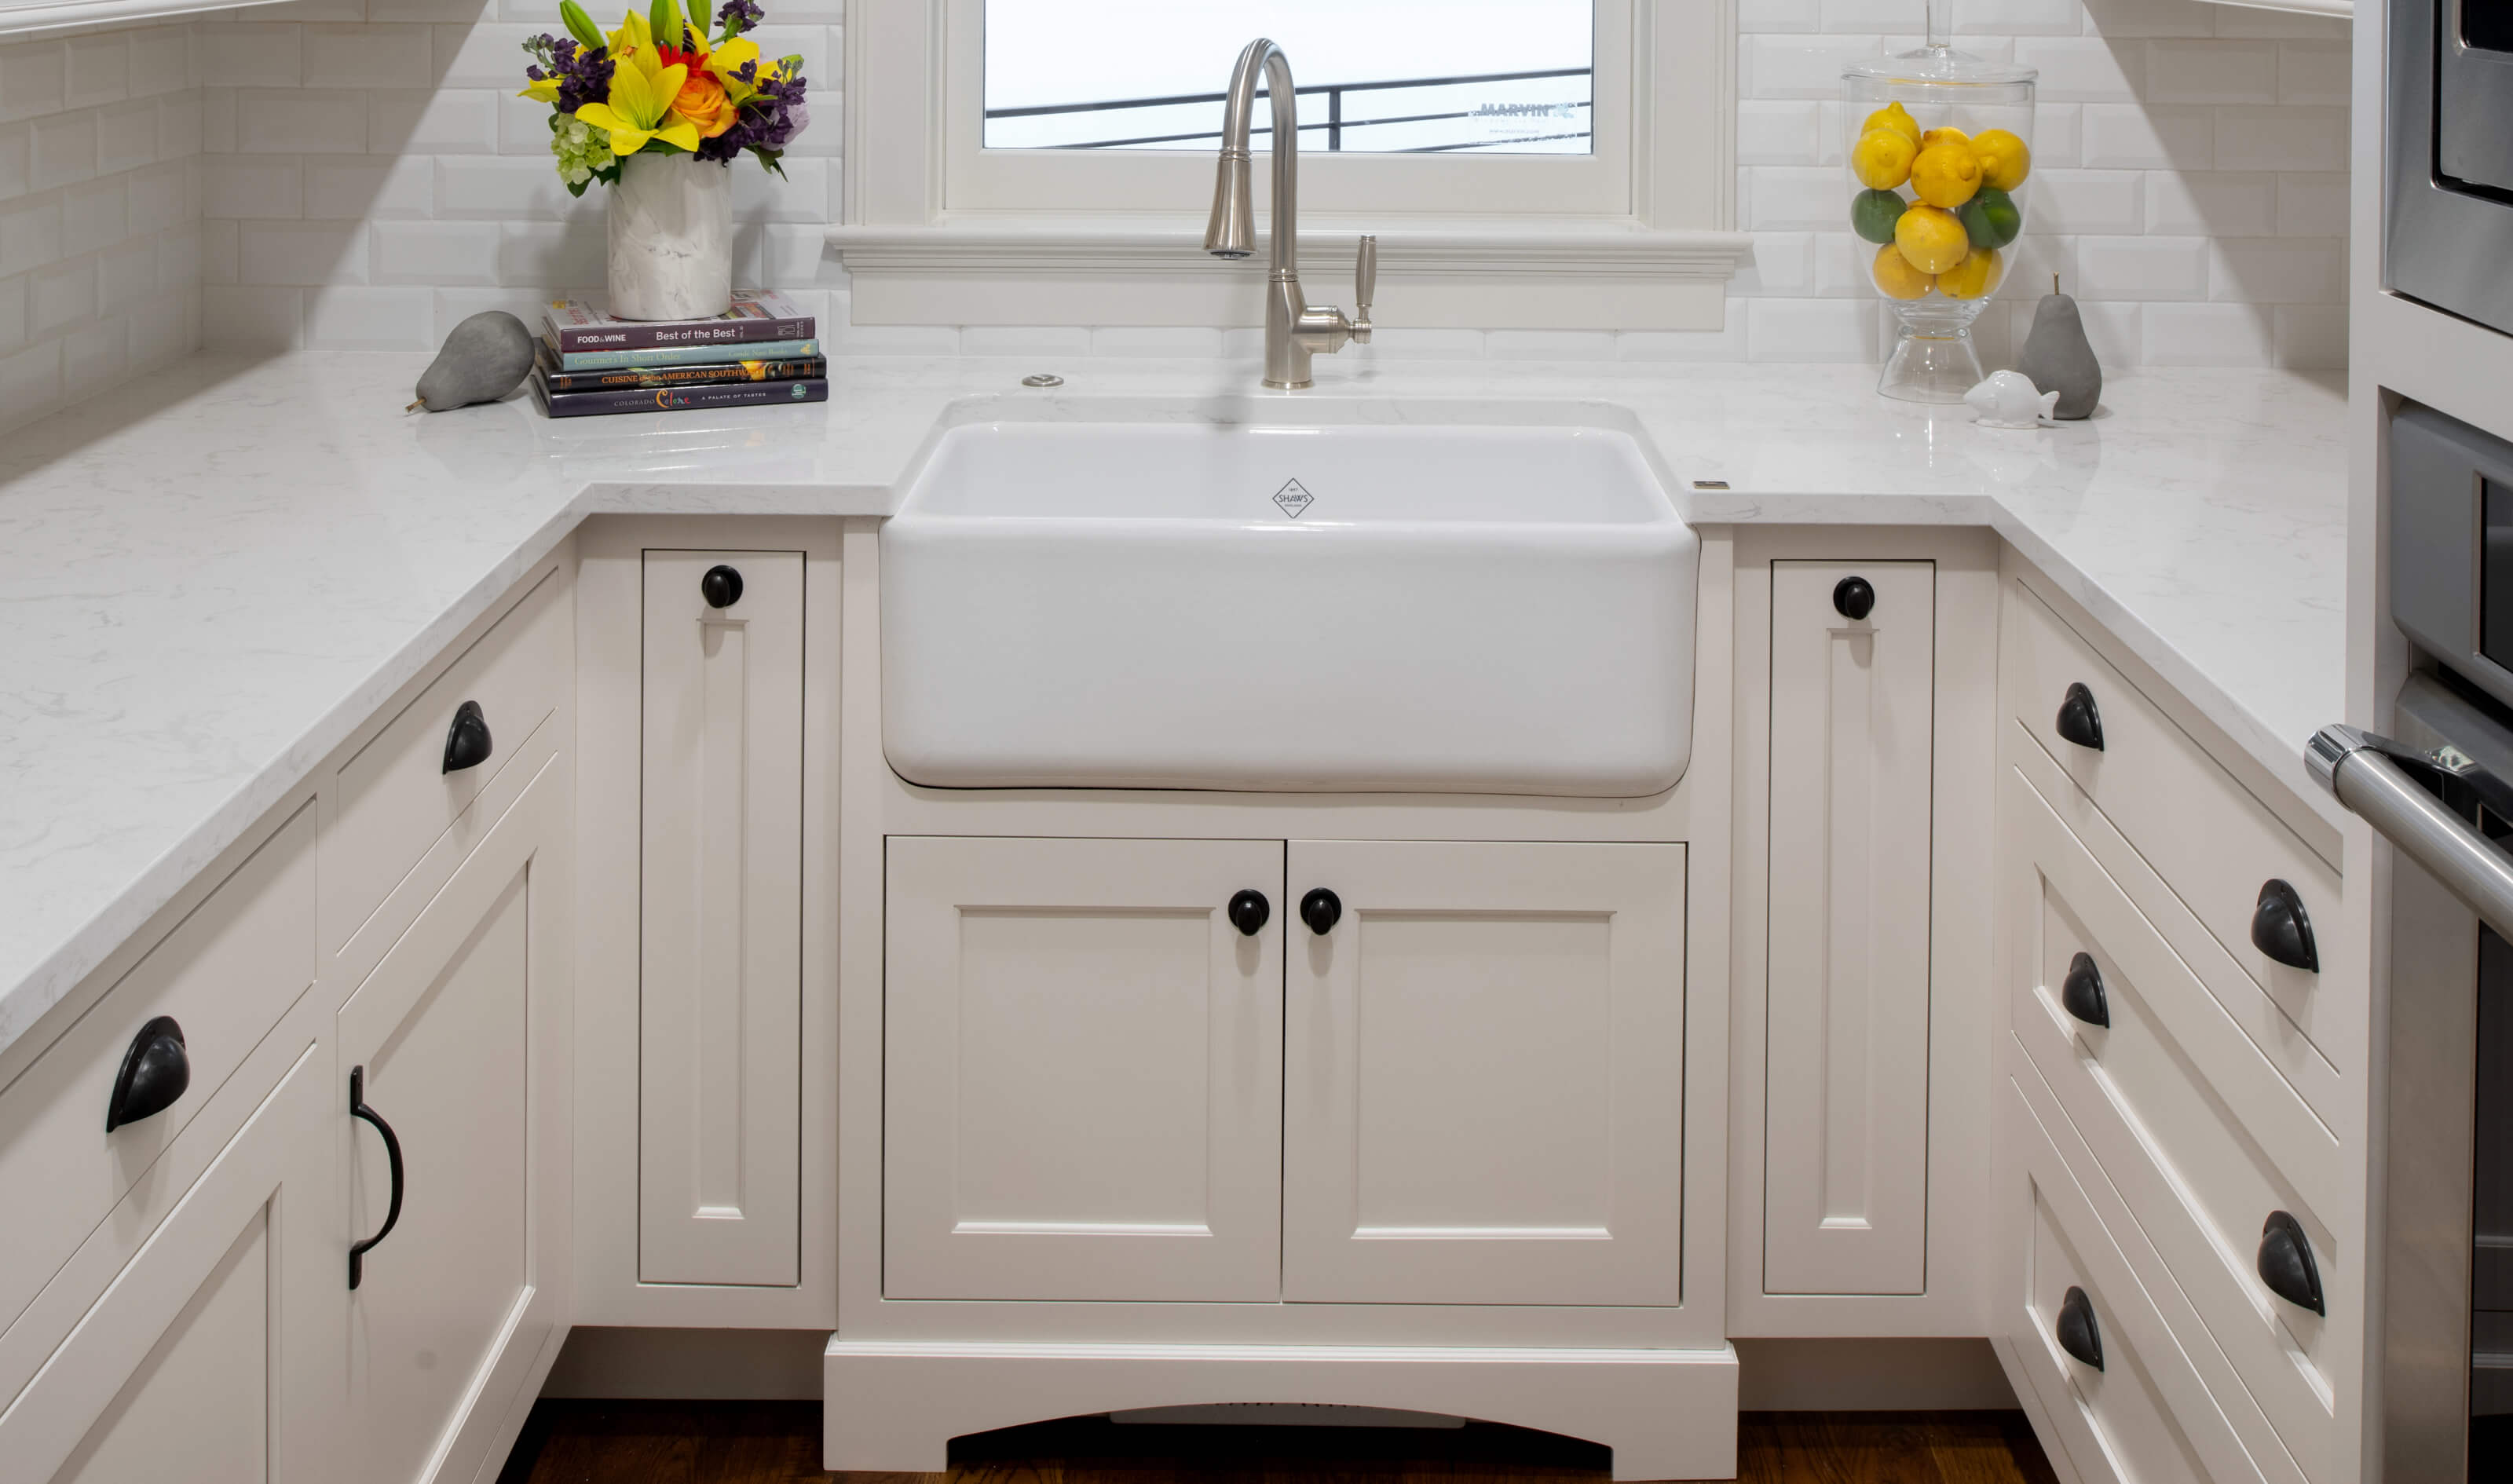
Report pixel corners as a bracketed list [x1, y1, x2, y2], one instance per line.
[938, 0, 1638, 219]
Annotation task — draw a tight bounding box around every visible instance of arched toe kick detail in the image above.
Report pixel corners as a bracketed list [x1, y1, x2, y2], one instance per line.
[822, 1340, 1740, 1482]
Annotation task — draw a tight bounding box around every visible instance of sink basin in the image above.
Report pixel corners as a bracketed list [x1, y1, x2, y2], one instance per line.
[880, 400, 1699, 795]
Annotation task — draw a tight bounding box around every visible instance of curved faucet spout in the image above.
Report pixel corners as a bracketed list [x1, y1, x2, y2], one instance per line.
[1204, 38, 1300, 280]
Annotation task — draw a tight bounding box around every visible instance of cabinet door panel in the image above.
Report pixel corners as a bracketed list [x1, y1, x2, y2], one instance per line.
[1764, 560, 1934, 1296]
[639, 550, 806, 1286]
[1282, 840, 1686, 1306]
[340, 761, 564, 1484]
[0, 1040, 338, 1484]
[884, 836, 1283, 1302]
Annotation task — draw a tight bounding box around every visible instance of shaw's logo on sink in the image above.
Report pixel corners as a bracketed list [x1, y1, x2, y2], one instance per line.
[1271, 479, 1315, 517]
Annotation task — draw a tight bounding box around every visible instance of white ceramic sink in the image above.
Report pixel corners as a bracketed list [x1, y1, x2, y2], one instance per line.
[880, 400, 1699, 795]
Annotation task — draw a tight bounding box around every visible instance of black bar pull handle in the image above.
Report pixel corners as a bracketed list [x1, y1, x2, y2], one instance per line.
[105, 1016, 189, 1131]
[441, 700, 492, 774]
[2251, 879, 2319, 972]
[2056, 682, 2105, 751]
[349, 1065, 406, 1290]
[2056, 1285, 2104, 1370]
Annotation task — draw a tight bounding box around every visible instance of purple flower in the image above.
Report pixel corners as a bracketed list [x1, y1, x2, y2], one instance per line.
[697, 64, 808, 163]
[715, 0, 764, 35]
[523, 34, 613, 115]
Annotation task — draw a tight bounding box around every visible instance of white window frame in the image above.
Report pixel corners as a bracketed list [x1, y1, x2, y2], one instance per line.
[831, 0, 1748, 330]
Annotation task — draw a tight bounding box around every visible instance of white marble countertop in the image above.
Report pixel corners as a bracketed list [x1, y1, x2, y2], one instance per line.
[0, 347, 2347, 1055]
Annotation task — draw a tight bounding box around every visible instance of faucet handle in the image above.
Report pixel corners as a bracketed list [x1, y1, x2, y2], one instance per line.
[1353, 235, 1376, 342]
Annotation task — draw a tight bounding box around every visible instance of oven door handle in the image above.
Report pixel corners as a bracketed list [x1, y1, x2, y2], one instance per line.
[2310, 724, 2513, 939]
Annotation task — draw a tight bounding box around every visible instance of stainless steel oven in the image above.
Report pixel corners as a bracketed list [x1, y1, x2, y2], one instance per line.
[2315, 402, 2513, 1479]
[2390, 0, 2513, 334]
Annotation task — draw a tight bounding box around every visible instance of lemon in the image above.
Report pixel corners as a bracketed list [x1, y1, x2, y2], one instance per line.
[1937, 246, 2004, 300]
[1859, 101, 1922, 148]
[1921, 126, 1971, 152]
[1850, 129, 1917, 190]
[1851, 188, 1908, 243]
[1894, 203, 1970, 275]
[1970, 129, 2030, 191]
[1910, 141, 1982, 208]
[1871, 243, 1933, 301]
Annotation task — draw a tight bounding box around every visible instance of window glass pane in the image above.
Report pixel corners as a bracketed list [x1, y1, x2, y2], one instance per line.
[982, 2, 1595, 155]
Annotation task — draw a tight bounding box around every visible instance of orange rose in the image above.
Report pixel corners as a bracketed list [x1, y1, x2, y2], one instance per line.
[668, 70, 738, 139]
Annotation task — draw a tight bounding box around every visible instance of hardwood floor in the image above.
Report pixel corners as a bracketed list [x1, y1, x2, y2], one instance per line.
[494, 1402, 2064, 1484]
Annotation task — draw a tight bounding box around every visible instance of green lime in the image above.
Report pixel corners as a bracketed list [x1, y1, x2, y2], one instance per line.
[1850, 188, 1906, 245]
[1959, 187, 2021, 249]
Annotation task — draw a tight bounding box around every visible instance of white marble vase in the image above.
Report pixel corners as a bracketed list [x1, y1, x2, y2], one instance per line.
[606, 152, 733, 321]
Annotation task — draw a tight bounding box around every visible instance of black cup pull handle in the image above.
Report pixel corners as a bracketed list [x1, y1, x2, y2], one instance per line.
[2061, 952, 2110, 1029]
[2056, 682, 2105, 751]
[700, 565, 744, 609]
[1832, 576, 1875, 620]
[104, 1015, 189, 1132]
[1300, 888, 1343, 935]
[2257, 1211, 2325, 1315]
[2056, 1285, 2104, 1370]
[2251, 879, 2319, 973]
[348, 1065, 406, 1291]
[441, 700, 492, 774]
[1227, 890, 1271, 937]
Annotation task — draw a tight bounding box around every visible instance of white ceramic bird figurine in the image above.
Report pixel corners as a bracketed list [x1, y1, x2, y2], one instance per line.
[1963, 370, 2061, 429]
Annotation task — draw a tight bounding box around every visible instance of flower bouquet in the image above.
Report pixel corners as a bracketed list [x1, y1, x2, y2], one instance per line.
[521, 0, 809, 320]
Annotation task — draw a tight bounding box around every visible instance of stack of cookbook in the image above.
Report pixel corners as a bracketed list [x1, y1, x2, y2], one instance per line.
[531, 290, 827, 418]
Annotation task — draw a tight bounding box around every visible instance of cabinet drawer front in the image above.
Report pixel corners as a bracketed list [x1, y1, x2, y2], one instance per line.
[883, 836, 1286, 1303]
[324, 564, 569, 956]
[0, 1035, 338, 1484]
[1281, 839, 1687, 1307]
[2003, 584, 2342, 1073]
[2008, 769, 2338, 1475]
[2003, 1072, 2295, 1484]
[0, 806, 314, 1345]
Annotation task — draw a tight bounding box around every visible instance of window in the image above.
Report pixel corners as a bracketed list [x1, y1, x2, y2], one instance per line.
[833, 0, 1744, 330]
[981, 2, 1597, 155]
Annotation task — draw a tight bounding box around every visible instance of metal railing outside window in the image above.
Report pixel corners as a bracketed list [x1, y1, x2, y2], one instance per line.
[982, 66, 1594, 153]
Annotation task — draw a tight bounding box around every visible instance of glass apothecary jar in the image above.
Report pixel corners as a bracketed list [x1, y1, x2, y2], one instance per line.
[1844, 11, 2037, 403]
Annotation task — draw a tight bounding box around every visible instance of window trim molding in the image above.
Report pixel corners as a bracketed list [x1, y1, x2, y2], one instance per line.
[834, 0, 1748, 331]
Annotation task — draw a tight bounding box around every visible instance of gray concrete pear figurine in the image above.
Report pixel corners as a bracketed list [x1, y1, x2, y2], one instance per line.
[408, 311, 537, 412]
[2017, 278, 2101, 419]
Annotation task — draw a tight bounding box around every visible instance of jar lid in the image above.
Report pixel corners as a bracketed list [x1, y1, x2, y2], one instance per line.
[1844, 42, 2038, 87]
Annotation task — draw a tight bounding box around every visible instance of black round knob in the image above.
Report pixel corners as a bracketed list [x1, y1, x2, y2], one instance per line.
[1300, 888, 1343, 935]
[106, 1016, 189, 1132]
[701, 565, 744, 609]
[1832, 576, 1875, 620]
[1227, 890, 1271, 937]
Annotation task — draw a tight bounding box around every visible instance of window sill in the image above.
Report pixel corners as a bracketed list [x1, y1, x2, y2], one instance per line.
[824, 219, 1755, 331]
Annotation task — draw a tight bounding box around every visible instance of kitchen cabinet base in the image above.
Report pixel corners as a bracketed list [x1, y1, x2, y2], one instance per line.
[821, 1340, 1740, 1481]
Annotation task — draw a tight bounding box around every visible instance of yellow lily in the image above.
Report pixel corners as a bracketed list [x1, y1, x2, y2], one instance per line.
[521, 75, 563, 103]
[574, 38, 700, 153]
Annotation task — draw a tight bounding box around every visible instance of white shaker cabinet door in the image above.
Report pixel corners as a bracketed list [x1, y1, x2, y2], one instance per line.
[0, 1038, 339, 1484]
[1281, 839, 1687, 1306]
[639, 550, 806, 1286]
[1763, 561, 1935, 1296]
[883, 835, 1285, 1302]
[339, 759, 569, 1484]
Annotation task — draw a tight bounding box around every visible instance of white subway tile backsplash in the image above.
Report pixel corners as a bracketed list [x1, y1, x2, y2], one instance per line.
[960, 324, 1093, 358]
[0, 271, 24, 352]
[305, 283, 434, 346]
[2274, 302, 2345, 369]
[196, 26, 304, 90]
[369, 217, 496, 282]
[2208, 236, 2343, 302]
[60, 317, 123, 397]
[370, 88, 498, 154]
[1738, 101, 1823, 165]
[1487, 329, 1621, 360]
[2032, 103, 2082, 168]
[206, 155, 302, 217]
[2143, 40, 2277, 106]
[2077, 0, 2213, 38]
[304, 25, 435, 90]
[0, 196, 62, 276]
[237, 89, 368, 152]
[436, 153, 580, 218]
[0, 42, 68, 126]
[1745, 35, 1887, 98]
[2142, 301, 2273, 365]
[1738, 0, 1823, 34]
[200, 216, 236, 282]
[98, 238, 154, 303]
[432, 23, 544, 88]
[61, 178, 126, 254]
[2277, 42, 2349, 107]
[1746, 297, 1878, 361]
[2081, 103, 2211, 169]
[238, 219, 364, 284]
[31, 258, 92, 334]
[1747, 166, 1849, 232]
[203, 283, 302, 348]
[128, 163, 189, 234]
[1955, 0, 2081, 36]
[2276, 172, 2348, 237]
[31, 112, 97, 191]
[2215, 106, 2346, 172]
[1617, 320, 1751, 361]
[305, 155, 433, 217]
[2147, 170, 2276, 236]
[0, 341, 63, 426]
[2029, 170, 2144, 234]
[493, 217, 599, 284]
[1820, 0, 1926, 35]
[2209, 5, 2348, 39]
[1088, 325, 1224, 357]
[0, 124, 27, 202]
[129, 27, 188, 98]
[2011, 38, 2143, 103]
[2076, 234, 2208, 299]
[97, 102, 158, 175]
[65, 35, 129, 111]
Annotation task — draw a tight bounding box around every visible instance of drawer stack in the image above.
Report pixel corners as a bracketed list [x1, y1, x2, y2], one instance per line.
[1996, 579, 2345, 1484]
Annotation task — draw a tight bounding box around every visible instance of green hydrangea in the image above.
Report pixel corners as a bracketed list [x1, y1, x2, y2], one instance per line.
[551, 115, 612, 188]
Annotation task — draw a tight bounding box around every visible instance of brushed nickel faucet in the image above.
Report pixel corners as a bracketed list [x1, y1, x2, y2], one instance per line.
[1203, 38, 1374, 389]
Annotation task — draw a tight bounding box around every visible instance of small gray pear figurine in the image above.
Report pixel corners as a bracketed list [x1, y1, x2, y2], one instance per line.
[2017, 276, 2101, 420]
[408, 311, 537, 412]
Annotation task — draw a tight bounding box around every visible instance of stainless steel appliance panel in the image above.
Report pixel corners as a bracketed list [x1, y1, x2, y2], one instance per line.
[2392, 0, 2513, 335]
